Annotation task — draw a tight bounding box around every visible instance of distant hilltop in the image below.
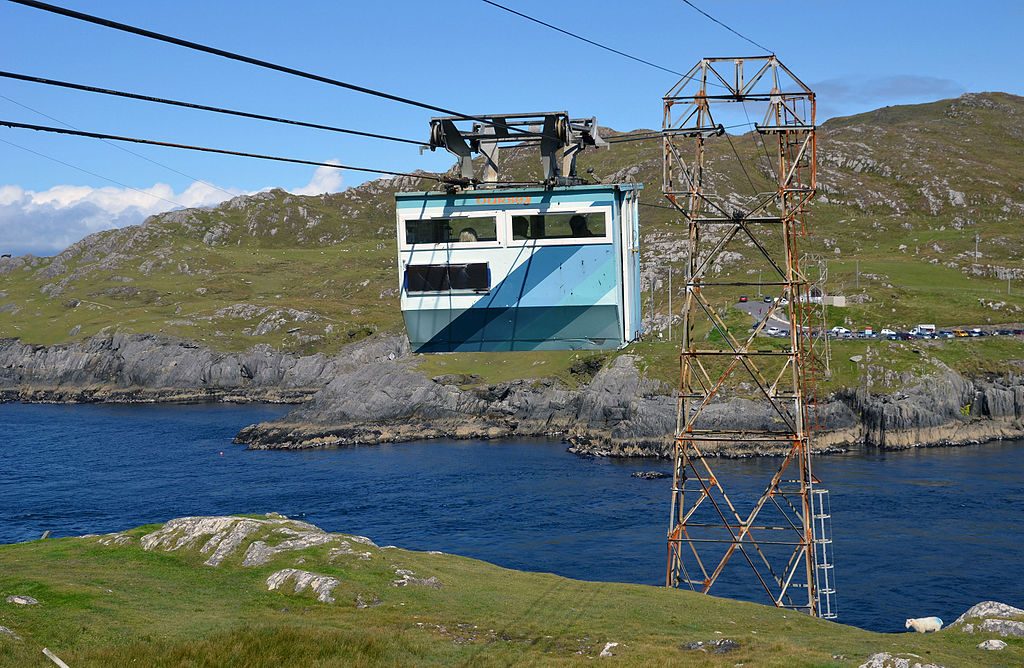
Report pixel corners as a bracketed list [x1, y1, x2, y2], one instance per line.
[1, 92, 1022, 354]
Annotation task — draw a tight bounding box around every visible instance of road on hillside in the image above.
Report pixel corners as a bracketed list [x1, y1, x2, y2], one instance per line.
[734, 300, 791, 331]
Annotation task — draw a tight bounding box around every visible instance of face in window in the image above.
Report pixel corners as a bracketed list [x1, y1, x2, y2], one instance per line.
[510, 212, 605, 241]
[406, 217, 496, 244]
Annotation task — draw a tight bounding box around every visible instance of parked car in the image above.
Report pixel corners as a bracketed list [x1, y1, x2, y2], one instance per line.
[763, 295, 773, 303]
[766, 326, 781, 336]
[937, 331, 955, 339]
[952, 329, 969, 337]
[739, 295, 749, 303]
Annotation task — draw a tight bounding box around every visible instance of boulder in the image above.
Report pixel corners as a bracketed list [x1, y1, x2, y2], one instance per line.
[4, 595, 37, 606]
[953, 600, 1024, 625]
[977, 639, 1007, 650]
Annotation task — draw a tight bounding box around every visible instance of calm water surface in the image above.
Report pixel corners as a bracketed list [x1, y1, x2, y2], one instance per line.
[2, 402, 1022, 632]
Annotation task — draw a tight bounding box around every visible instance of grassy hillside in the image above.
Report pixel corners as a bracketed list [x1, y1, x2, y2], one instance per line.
[0, 93, 1022, 382]
[0, 516, 1018, 667]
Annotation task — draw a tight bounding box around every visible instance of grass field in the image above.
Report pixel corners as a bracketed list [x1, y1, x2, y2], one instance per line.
[1, 517, 1020, 667]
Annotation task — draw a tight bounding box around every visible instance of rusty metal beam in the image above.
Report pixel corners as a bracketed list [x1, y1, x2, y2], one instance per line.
[662, 56, 831, 618]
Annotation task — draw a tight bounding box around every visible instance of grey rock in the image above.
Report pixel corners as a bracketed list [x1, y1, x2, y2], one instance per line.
[858, 652, 944, 668]
[266, 569, 340, 604]
[0, 625, 21, 640]
[5, 595, 38, 606]
[976, 619, 1024, 638]
[953, 600, 1024, 625]
[235, 349, 1024, 459]
[0, 332, 407, 404]
[328, 541, 372, 562]
[391, 568, 442, 589]
[243, 530, 336, 566]
[355, 594, 382, 609]
[977, 639, 1007, 650]
[96, 533, 132, 546]
[632, 471, 669, 479]
[683, 639, 739, 654]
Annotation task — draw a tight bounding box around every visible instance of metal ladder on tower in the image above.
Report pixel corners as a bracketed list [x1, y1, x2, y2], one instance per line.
[811, 488, 838, 619]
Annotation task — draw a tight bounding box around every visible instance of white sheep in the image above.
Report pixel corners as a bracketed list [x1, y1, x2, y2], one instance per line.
[905, 617, 943, 633]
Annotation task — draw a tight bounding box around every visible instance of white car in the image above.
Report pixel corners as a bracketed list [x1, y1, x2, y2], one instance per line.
[879, 328, 896, 337]
[829, 326, 851, 337]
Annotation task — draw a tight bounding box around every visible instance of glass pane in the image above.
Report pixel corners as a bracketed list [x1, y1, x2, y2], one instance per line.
[511, 212, 605, 241]
[405, 217, 497, 244]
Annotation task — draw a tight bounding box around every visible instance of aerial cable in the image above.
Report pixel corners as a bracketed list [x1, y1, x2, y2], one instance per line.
[0, 92, 236, 198]
[0, 136, 187, 210]
[678, 0, 773, 55]
[0, 119, 448, 182]
[480, 0, 684, 77]
[0, 70, 428, 147]
[606, 123, 761, 144]
[8, 0, 554, 141]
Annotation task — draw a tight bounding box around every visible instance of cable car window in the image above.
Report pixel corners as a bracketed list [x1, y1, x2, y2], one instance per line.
[511, 212, 606, 240]
[405, 216, 497, 244]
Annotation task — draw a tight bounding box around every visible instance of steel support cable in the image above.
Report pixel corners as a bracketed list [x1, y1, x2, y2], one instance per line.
[0, 92, 235, 198]
[0, 70, 428, 147]
[607, 122, 759, 144]
[0, 136, 186, 209]
[8, 0, 553, 141]
[0, 119, 445, 182]
[678, 0, 773, 55]
[480, 0, 684, 77]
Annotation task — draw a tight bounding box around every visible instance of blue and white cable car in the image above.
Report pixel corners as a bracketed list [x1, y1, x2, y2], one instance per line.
[396, 113, 643, 353]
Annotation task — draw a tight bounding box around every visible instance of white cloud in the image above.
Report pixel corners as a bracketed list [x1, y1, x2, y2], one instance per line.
[0, 163, 347, 257]
[290, 162, 345, 196]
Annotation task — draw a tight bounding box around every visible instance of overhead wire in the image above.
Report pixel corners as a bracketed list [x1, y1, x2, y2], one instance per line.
[0, 70, 428, 147]
[480, 0, 684, 77]
[678, 0, 773, 55]
[0, 119, 446, 182]
[0, 92, 236, 198]
[0, 136, 187, 210]
[8, 0, 554, 141]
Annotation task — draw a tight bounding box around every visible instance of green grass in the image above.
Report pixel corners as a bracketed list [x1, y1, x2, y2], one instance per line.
[0, 518, 1019, 666]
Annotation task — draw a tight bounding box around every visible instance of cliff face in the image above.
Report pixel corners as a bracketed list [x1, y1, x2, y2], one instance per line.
[233, 338, 1024, 456]
[2, 332, 1021, 455]
[0, 332, 403, 403]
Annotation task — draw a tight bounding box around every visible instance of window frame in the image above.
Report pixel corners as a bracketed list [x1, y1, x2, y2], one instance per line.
[399, 211, 504, 250]
[504, 206, 612, 247]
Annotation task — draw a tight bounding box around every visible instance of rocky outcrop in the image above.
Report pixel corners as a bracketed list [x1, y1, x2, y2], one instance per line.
[235, 350, 1024, 457]
[133, 514, 381, 570]
[952, 600, 1024, 640]
[2, 328, 1022, 457]
[0, 332, 405, 404]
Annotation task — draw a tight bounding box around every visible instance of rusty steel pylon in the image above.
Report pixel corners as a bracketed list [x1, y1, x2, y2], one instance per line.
[662, 56, 836, 618]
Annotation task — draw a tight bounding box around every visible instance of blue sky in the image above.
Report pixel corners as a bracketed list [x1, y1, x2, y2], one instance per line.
[0, 0, 1021, 255]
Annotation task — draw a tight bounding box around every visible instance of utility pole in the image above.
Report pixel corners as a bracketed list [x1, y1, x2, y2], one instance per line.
[855, 259, 860, 290]
[662, 56, 835, 619]
[975, 233, 980, 274]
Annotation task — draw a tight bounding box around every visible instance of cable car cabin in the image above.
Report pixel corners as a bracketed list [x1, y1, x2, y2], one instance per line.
[396, 183, 642, 353]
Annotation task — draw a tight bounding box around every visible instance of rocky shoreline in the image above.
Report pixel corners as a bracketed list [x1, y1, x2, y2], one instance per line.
[2, 333, 1023, 458]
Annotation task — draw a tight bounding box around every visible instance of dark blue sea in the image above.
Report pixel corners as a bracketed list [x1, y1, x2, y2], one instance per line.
[2, 402, 1022, 633]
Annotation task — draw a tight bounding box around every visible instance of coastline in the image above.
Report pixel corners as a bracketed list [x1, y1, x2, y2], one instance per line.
[3, 333, 1023, 458]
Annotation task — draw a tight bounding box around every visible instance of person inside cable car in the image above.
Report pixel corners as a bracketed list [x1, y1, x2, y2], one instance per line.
[570, 214, 595, 238]
[458, 227, 478, 242]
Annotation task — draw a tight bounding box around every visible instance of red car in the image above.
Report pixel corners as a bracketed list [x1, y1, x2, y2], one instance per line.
[739, 295, 749, 303]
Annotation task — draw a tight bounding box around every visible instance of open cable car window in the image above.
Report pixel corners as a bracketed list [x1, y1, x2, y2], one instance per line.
[405, 216, 497, 245]
[511, 211, 607, 242]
